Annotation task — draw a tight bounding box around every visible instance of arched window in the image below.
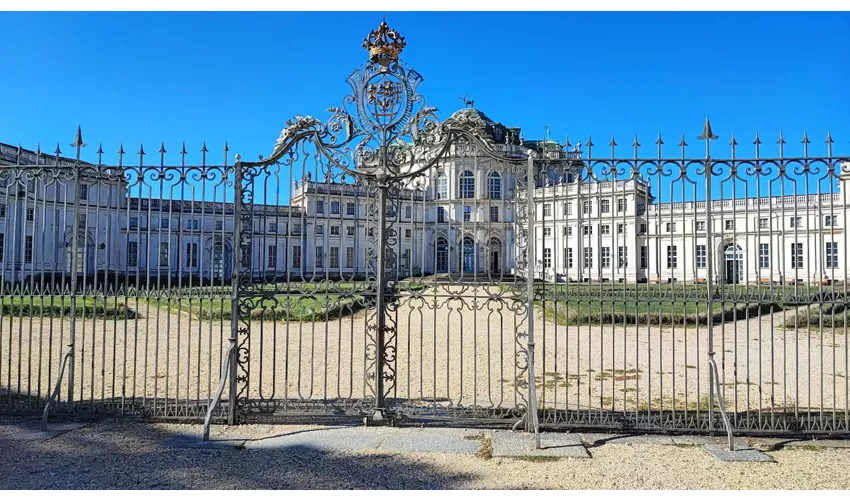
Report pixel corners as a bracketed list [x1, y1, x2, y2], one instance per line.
[488, 172, 501, 200]
[460, 170, 475, 199]
[436, 174, 448, 200]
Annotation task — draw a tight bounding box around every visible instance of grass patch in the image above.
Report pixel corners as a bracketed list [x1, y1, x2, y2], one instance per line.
[0, 296, 138, 319]
[475, 436, 494, 460]
[538, 300, 782, 326]
[783, 308, 849, 331]
[143, 294, 371, 322]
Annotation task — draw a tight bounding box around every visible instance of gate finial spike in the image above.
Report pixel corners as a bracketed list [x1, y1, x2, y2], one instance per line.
[697, 117, 718, 141]
[729, 133, 738, 147]
[96, 143, 104, 155]
[564, 135, 571, 148]
[159, 142, 167, 154]
[180, 142, 188, 156]
[54, 143, 62, 156]
[71, 125, 86, 148]
[609, 134, 617, 147]
[826, 131, 834, 144]
[801, 131, 810, 145]
[585, 135, 594, 147]
[223, 141, 229, 153]
[777, 131, 786, 145]
[678, 134, 688, 148]
[201, 141, 209, 153]
[655, 133, 664, 145]
[632, 134, 641, 148]
[753, 132, 762, 145]
[138, 143, 145, 156]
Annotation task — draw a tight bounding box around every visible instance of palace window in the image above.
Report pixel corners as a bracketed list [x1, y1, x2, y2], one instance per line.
[316, 200, 324, 214]
[460, 170, 475, 198]
[316, 224, 323, 235]
[346, 226, 355, 236]
[617, 223, 625, 234]
[790, 216, 802, 228]
[25, 235, 33, 264]
[488, 172, 501, 200]
[80, 184, 88, 200]
[600, 199, 610, 214]
[666, 245, 677, 269]
[600, 224, 610, 235]
[405, 205, 412, 219]
[463, 205, 471, 222]
[583, 247, 593, 268]
[618, 246, 627, 268]
[331, 201, 340, 215]
[825, 215, 838, 227]
[161, 218, 169, 229]
[791, 243, 803, 268]
[617, 198, 626, 213]
[267, 245, 276, 268]
[583, 225, 592, 236]
[639, 223, 647, 234]
[316, 245, 324, 267]
[346, 202, 356, 216]
[127, 241, 138, 267]
[330, 225, 340, 236]
[826, 242, 839, 268]
[564, 203, 573, 216]
[405, 228, 412, 238]
[567, 248, 573, 268]
[437, 207, 447, 223]
[345, 247, 354, 268]
[543, 227, 552, 237]
[725, 220, 735, 230]
[759, 218, 769, 229]
[269, 222, 277, 233]
[436, 174, 448, 200]
[666, 222, 676, 233]
[187, 242, 199, 267]
[292, 246, 302, 267]
[640, 246, 647, 269]
[159, 242, 169, 267]
[27, 208, 34, 222]
[330, 247, 339, 268]
[583, 201, 592, 215]
[543, 204, 552, 217]
[759, 243, 770, 268]
[543, 248, 552, 269]
[601, 247, 611, 268]
[490, 206, 499, 222]
[696, 245, 706, 268]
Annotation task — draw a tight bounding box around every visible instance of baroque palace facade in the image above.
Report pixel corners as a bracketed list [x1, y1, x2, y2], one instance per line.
[1, 108, 849, 286]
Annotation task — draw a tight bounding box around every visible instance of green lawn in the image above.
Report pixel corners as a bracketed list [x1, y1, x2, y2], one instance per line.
[0, 296, 138, 319]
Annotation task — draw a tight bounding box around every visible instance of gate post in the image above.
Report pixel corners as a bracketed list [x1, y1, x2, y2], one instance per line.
[699, 119, 734, 450]
[525, 155, 540, 446]
[374, 179, 389, 411]
[228, 155, 243, 426]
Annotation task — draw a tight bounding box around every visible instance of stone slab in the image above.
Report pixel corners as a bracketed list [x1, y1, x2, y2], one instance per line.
[703, 444, 775, 462]
[379, 428, 484, 454]
[581, 433, 675, 446]
[671, 435, 750, 449]
[492, 431, 590, 458]
[244, 427, 385, 452]
[0, 422, 88, 442]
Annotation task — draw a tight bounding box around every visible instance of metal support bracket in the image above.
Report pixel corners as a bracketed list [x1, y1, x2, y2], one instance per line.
[42, 349, 73, 431]
[709, 353, 735, 451]
[202, 346, 235, 441]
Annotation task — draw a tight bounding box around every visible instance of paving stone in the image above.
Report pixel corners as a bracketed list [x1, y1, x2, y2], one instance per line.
[703, 444, 775, 462]
[492, 431, 590, 458]
[161, 437, 247, 450]
[671, 435, 750, 448]
[379, 428, 483, 454]
[581, 433, 675, 446]
[0, 422, 88, 442]
[244, 427, 385, 451]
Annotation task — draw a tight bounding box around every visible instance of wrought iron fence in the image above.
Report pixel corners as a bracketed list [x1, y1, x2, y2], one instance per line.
[1, 20, 848, 441]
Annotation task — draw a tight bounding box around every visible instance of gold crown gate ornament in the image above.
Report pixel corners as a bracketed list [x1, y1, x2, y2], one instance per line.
[362, 19, 407, 64]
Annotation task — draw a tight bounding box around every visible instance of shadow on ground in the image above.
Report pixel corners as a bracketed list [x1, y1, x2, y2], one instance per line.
[0, 418, 476, 489]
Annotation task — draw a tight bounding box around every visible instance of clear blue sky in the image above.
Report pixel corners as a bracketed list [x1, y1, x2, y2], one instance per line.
[1, 11, 848, 202]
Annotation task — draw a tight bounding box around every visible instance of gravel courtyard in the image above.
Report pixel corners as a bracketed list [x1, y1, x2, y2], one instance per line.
[1, 417, 850, 489]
